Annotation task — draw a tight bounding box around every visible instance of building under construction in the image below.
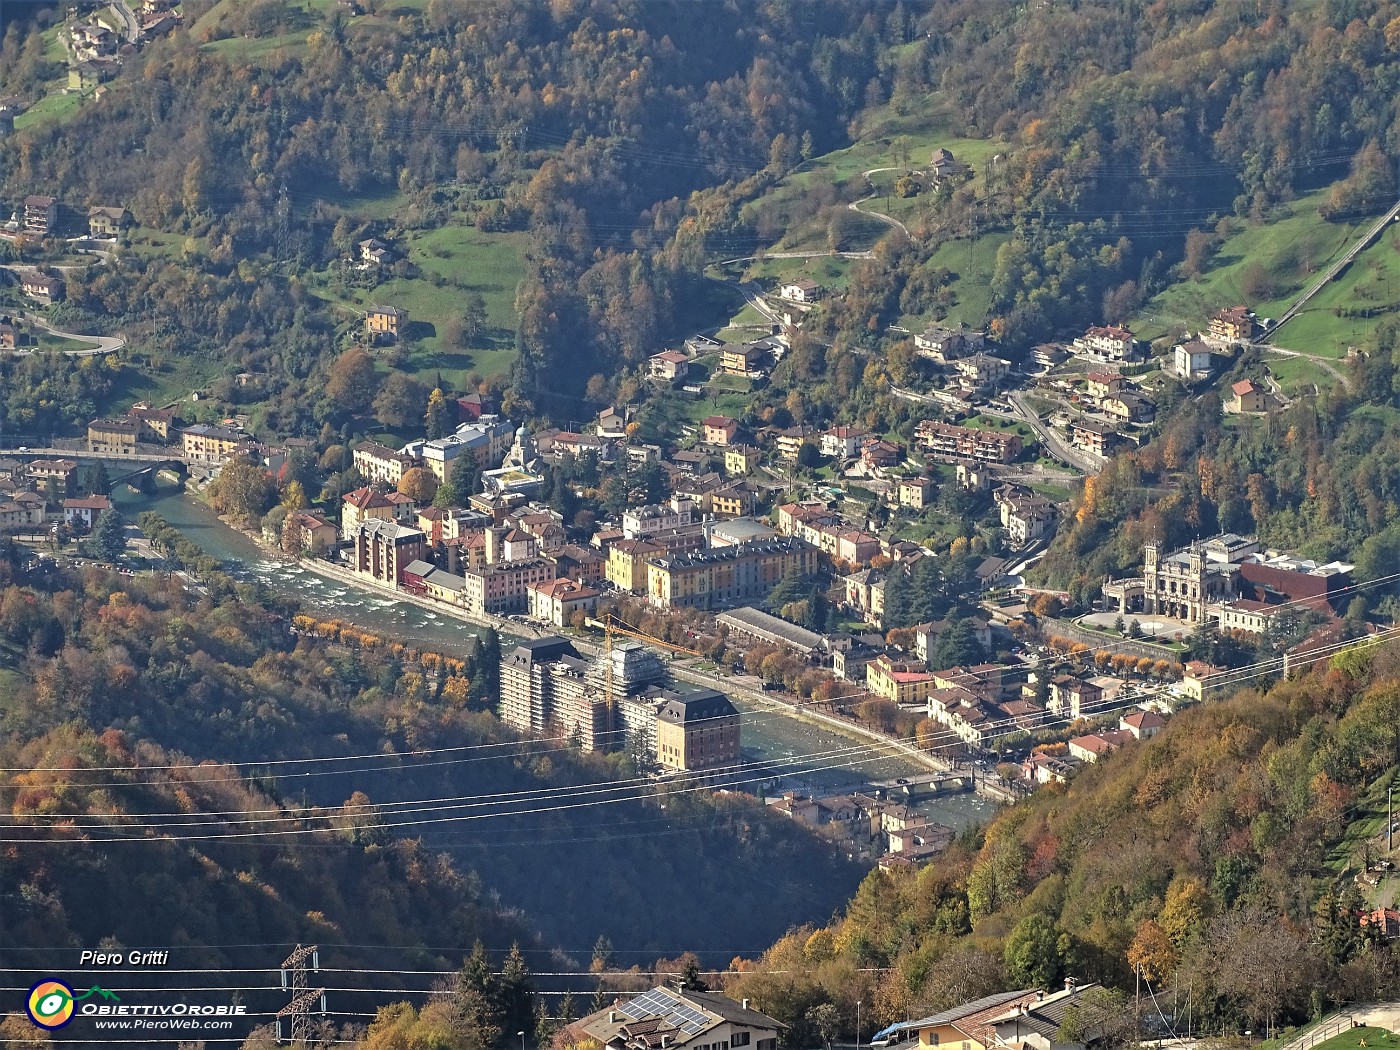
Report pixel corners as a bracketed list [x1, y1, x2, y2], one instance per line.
[498, 634, 740, 769]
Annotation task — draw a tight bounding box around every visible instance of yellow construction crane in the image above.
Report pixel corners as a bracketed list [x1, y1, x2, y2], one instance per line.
[584, 613, 704, 709]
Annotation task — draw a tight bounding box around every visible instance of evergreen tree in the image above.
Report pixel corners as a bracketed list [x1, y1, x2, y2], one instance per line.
[452, 941, 502, 1049]
[498, 943, 535, 1039]
[808, 585, 829, 632]
[882, 566, 912, 629]
[769, 568, 810, 610]
[590, 981, 609, 1015]
[92, 508, 127, 562]
[450, 454, 481, 499]
[935, 618, 984, 668]
[44, 476, 59, 508]
[909, 557, 943, 624]
[475, 627, 501, 700]
[84, 463, 111, 496]
[677, 955, 707, 992]
[426, 387, 457, 440]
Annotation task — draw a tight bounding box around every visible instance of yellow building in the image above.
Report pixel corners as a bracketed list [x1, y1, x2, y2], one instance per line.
[645, 537, 816, 611]
[724, 445, 761, 476]
[710, 484, 753, 518]
[896, 476, 933, 509]
[655, 690, 741, 772]
[895, 989, 1050, 1050]
[87, 417, 139, 455]
[606, 538, 663, 594]
[180, 424, 245, 465]
[366, 304, 407, 343]
[866, 655, 934, 705]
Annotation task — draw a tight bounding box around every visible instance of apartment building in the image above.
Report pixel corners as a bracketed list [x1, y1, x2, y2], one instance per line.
[914, 421, 1023, 464]
[645, 537, 816, 610]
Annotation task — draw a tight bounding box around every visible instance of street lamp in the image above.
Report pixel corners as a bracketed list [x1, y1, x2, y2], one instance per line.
[519, 1031, 526, 1050]
[856, 1001, 862, 1050]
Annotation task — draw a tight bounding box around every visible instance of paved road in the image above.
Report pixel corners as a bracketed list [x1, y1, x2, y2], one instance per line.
[111, 0, 140, 42]
[851, 166, 911, 238]
[887, 382, 1097, 475]
[717, 249, 874, 265]
[3, 310, 126, 356]
[1008, 390, 1102, 474]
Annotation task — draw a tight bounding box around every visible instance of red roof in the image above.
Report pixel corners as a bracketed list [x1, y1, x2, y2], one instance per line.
[531, 578, 599, 601]
[1121, 710, 1166, 730]
[62, 496, 111, 510]
[1232, 379, 1259, 395]
[702, 415, 737, 429]
[344, 487, 391, 511]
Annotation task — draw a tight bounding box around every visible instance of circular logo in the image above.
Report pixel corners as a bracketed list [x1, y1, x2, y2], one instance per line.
[26, 979, 76, 1030]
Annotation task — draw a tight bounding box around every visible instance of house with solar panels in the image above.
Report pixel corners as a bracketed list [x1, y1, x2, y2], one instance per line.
[562, 986, 782, 1050]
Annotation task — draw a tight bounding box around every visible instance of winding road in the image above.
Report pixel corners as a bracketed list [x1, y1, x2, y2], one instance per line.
[3, 308, 125, 357]
[850, 166, 911, 238]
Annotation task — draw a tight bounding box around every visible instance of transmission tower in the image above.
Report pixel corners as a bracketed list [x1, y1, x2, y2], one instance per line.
[277, 945, 326, 1045]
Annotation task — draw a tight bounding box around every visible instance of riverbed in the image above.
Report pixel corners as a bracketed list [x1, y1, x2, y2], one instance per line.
[109, 483, 1000, 830]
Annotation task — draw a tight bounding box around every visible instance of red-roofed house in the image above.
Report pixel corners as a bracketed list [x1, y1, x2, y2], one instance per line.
[341, 486, 394, 539]
[1229, 379, 1267, 413]
[1119, 710, 1167, 739]
[701, 416, 739, 446]
[1361, 907, 1400, 940]
[866, 655, 934, 704]
[649, 349, 691, 382]
[62, 495, 111, 529]
[1069, 728, 1135, 763]
[528, 577, 599, 626]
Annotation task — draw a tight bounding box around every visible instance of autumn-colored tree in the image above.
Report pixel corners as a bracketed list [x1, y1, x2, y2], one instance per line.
[280, 479, 308, 511]
[324, 346, 377, 415]
[398, 467, 438, 504]
[208, 456, 276, 529]
[1128, 918, 1178, 982]
[425, 387, 457, 440]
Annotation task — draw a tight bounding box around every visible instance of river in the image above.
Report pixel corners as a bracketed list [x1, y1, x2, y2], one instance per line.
[109, 482, 1000, 831]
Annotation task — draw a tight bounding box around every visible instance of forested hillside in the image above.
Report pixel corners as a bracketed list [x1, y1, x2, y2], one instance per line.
[724, 645, 1400, 1043]
[0, 0, 902, 424]
[0, 537, 865, 965]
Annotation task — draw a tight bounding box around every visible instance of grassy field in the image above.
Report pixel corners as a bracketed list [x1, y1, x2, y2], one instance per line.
[908, 231, 1011, 331]
[309, 224, 528, 389]
[1268, 225, 1400, 357]
[1311, 1028, 1396, 1050]
[14, 89, 86, 130]
[709, 255, 861, 293]
[1132, 186, 1374, 347]
[34, 330, 95, 353]
[1262, 352, 1340, 394]
[741, 108, 1009, 256]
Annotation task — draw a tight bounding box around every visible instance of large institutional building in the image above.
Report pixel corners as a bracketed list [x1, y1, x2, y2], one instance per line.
[1104, 534, 1354, 630]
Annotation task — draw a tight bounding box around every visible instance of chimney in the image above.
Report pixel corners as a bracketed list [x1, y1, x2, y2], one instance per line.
[742, 1000, 750, 1011]
[610, 1012, 619, 1024]
[1064, 977, 1077, 992]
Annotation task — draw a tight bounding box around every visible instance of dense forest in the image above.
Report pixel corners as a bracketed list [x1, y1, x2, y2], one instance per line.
[723, 644, 1400, 1044]
[0, 536, 865, 973]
